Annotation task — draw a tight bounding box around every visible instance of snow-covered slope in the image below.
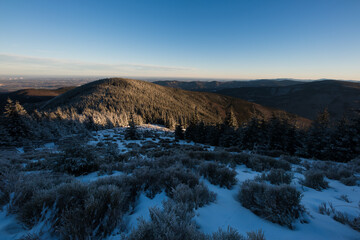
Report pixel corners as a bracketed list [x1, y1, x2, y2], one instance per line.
[0, 125, 359, 240]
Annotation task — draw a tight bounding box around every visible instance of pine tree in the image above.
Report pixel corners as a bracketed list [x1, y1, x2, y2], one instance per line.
[306, 108, 331, 159]
[125, 113, 139, 140]
[3, 98, 31, 142]
[175, 125, 185, 140]
[224, 107, 238, 128]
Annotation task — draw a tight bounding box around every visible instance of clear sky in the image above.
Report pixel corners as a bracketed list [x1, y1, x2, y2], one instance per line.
[0, 0, 360, 79]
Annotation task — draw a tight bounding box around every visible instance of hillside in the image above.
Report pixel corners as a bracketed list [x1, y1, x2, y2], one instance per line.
[42, 78, 310, 127]
[153, 79, 304, 92]
[216, 80, 360, 120]
[0, 87, 74, 113]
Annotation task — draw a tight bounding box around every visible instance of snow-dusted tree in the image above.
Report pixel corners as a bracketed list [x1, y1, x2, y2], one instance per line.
[224, 107, 238, 128]
[175, 124, 184, 140]
[3, 98, 31, 142]
[125, 113, 139, 140]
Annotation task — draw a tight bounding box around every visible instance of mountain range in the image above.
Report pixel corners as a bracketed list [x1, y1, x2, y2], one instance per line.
[154, 79, 360, 120]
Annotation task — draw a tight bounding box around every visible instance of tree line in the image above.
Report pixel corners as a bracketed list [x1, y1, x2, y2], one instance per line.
[176, 108, 360, 162]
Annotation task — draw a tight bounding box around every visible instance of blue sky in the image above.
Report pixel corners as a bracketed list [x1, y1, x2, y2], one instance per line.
[0, 0, 360, 79]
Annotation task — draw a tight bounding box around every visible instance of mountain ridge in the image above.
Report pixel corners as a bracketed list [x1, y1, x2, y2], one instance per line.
[42, 78, 310, 127]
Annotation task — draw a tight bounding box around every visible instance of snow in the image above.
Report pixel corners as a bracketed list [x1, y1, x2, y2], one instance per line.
[0, 209, 25, 239]
[106, 191, 168, 240]
[76, 171, 124, 183]
[15, 147, 24, 154]
[2, 125, 360, 239]
[195, 170, 360, 240]
[126, 191, 167, 230]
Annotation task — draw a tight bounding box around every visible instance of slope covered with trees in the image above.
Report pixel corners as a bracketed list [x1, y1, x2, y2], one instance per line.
[216, 80, 360, 120]
[154, 79, 303, 92]
[41, 78, 309, 129]
[155, 79, 360, 120]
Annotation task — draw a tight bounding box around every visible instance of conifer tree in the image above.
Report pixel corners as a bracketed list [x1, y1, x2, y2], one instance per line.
[306, 108, 331, 159]
[224, 107, 238, 128]
[125, 112, 139, 140]
[3, 98, 31, 142]
[174, 124, 185, 140]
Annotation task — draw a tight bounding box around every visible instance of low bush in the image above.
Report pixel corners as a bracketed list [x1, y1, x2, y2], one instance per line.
[305, 161, 357, 186]
[301, 171, 328, 190]
[239, 180, 305, 228]
[171, 183, 216, 209]
[188, 150, 232, 164]
[131, 164, 200, 198]
[279, 155, 301, 165]
[20, 178, 137, 239]
[245, 155, 291, 172]
[319, 202, 360, 232]
[258, 169, 293, 185]
[210, 227, 245, 240]
[198, 162, 237, 189]
[340, 176, 357, 186]
[17, 233, 41, 240]
[50, 144, 100, 176]
[0, 172, 70, 213]
[126, 200, 206, 240]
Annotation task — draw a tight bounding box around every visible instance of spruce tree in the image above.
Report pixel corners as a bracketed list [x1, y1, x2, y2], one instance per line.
[3, 98, 31, 142]
[224, 107, 238, 128]
[306, 108, 331, 159]
[175, 125, 185, 140]
[125, 113, 139, 140]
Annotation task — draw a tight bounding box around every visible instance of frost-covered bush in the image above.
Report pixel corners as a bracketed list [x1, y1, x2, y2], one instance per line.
[245, 155, 291, 172]
[0, 172, 70, 213]
[305, 161, 357, 185]
[246, 229, 266, 240]
[171, 183, 216, 209]
[126, 200, 206, 240]
[210, 227, 245, 240]
[239, 180, 305, 228]
[301, 171, 328, 190]
[188, 150, 232, 163]
[20, 178, 136, 239]
[340, 176, 357, 186]
[17, 233, 41, 240]
[259, 169, 293, 185]
[319, 202, 360, 232]
[131, 164, 200, 198]
[210, 228, 265, 240]
[51, 144, 100, 176]
[279, 155, 301, 165]
[198, 162, 237, 189]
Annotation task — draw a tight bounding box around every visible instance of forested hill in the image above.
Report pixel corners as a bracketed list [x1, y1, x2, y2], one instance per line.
[153, 79, 303, 92]
[0, 87, 74, 114]
[216, 80, 360, 120]
[42, 78, 310, 128]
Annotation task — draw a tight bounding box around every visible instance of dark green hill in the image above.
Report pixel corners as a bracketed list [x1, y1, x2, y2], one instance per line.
[42, 78, 310, 128]
[153, 79, 304, 92]
[0, 87, 74, 113]
[216, 80, 360, 120]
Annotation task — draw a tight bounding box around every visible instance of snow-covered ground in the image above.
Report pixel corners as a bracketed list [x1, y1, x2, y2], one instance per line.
[1, 125, 359, 239]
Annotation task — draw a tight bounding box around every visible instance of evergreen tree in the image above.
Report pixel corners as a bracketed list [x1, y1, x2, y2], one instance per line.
[224, 107, 238, 128]
[125, 113, 139, 140]
[174, 125, 185, 140]
[3, 98, 31, 142]
[306, 108, 331, 159]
